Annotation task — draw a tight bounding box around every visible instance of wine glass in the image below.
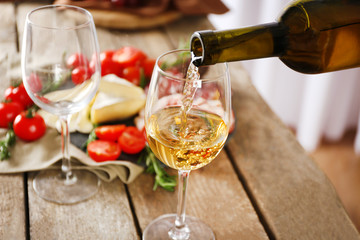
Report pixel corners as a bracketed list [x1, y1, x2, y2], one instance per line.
[21, 5, 101, 204]
[143, 49, 231, 239]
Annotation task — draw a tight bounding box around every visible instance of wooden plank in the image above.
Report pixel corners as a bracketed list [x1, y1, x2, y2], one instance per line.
[28, 175, 139, 239]
[16, 3, 139, 239]
[125, 17, 269, 239]
[0, 3, 26, 240]
[227, 62, 360, 239]
[0, 174, 26, 239]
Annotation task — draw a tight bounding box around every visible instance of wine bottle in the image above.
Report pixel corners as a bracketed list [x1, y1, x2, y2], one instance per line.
[190, 0, 360, 74]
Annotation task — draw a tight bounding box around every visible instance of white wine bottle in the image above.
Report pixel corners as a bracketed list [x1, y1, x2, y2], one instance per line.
[190, 0, 360, 74]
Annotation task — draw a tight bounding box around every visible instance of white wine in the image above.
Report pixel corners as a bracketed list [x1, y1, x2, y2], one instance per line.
[147, 106, 228, 171]
[191, 0, 360, 74]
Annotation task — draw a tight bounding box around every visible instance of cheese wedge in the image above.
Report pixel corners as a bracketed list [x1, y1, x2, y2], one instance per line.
[90, 74, 146, 123]
[98, 74, 145, 98]
[90, 92, 145, 123]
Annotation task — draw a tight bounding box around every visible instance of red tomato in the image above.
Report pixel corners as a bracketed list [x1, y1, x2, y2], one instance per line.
[118, 126, 146, 154]
[67, 53, 89, 69]
[94, 124, 126, 142]
[112, 46, 147, 68]
[13, 111, 46, 141]
[93, 50, 122, 77]
[71, 66, 91, 85]
[87, 140, 121, 162]
[27, 73, 42, 93]
[142, 58, 156, 78]
[122, 66, 141, 85]
[4, 83, 33, 109]
[0, 102, 23, 128]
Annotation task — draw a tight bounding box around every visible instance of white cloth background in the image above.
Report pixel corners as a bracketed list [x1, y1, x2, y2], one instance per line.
[209, 0, 360, 153]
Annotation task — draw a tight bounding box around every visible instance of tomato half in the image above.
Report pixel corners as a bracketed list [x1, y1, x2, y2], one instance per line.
[87, 140, 121, 162]
[94, 124, 126, 142]
[67, 53, 89, 69]
[0, 102, 23, 128]
[13, 111, 46, 141]
[4, 83, 33, 109]
[112, 46, 147, 69]
[118, 126, 146, 154]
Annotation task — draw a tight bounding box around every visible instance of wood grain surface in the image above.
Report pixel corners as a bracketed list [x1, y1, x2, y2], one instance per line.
[0, 1, 358, 240]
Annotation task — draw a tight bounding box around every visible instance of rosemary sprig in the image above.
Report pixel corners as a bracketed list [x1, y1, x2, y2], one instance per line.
[0, 128, 16, 161]
[139, 146, 177, 191]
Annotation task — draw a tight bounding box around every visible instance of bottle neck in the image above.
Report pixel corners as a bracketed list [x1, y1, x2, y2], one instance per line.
[190, 22, 287, 66]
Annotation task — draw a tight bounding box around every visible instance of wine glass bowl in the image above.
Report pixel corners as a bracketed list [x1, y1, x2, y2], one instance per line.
[21, 5, 101, 204]
[144, 49, 231, 239]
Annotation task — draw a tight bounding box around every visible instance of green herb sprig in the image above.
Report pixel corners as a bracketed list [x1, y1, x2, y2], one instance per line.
[139, 146, 177, 191]
[0, 128, 16, 160]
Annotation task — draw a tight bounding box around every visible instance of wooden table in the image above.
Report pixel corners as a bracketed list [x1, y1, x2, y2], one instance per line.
[0, 2, 359, 240]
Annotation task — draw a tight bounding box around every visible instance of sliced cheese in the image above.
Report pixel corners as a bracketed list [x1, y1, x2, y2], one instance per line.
[90, 92, 145, 123]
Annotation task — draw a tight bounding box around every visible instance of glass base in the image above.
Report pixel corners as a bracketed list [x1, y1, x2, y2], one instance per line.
[33, 169, 100, 204]
[142, 214, 215, 240]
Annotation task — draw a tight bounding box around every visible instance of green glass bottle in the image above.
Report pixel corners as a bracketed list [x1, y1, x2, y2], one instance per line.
[190, 0, 360, 74]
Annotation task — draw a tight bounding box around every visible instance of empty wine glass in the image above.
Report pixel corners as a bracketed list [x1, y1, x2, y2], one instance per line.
[143, 49, 231, 239]
[21, 5, 101, 204]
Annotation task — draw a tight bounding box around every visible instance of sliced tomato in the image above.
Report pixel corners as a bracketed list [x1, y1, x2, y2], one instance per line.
[112, 46, 147, 69]
[122, 66, 141, 85]
[142, 58, 156, 78]
[118, 126, 146, 154]
[87, 140, 121, 162]
[95, 124, 126, 142]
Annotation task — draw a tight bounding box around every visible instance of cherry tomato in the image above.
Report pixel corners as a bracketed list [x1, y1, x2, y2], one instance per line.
[118, 126, 146, 154]
[27, 73, 42, 93]
[67, 53, 89, 69]
[87, 140, 121, 162]
[112, 46, 147, 68]
[142, 58, 156, 78]
[95, 124, 126, 142]
[122, 66, 141, 85]
[0, 102, 23, 128]
[4, 83, 33, 109]
[71, 66, 91, 85]
[91, 50, 122, 77]
[13, 111, 46, 141]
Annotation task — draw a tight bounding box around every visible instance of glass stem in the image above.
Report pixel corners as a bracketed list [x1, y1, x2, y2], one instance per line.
[60, 115, 76, 185]
[169, 170, 191, 239]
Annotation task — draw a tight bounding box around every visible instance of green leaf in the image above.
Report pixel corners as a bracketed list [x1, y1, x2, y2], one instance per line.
[82, 126, 98, 150]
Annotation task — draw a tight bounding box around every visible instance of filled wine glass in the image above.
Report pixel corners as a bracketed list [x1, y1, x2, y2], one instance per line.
[21, 5, 101, 204]
[143, 50, 231, 239]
